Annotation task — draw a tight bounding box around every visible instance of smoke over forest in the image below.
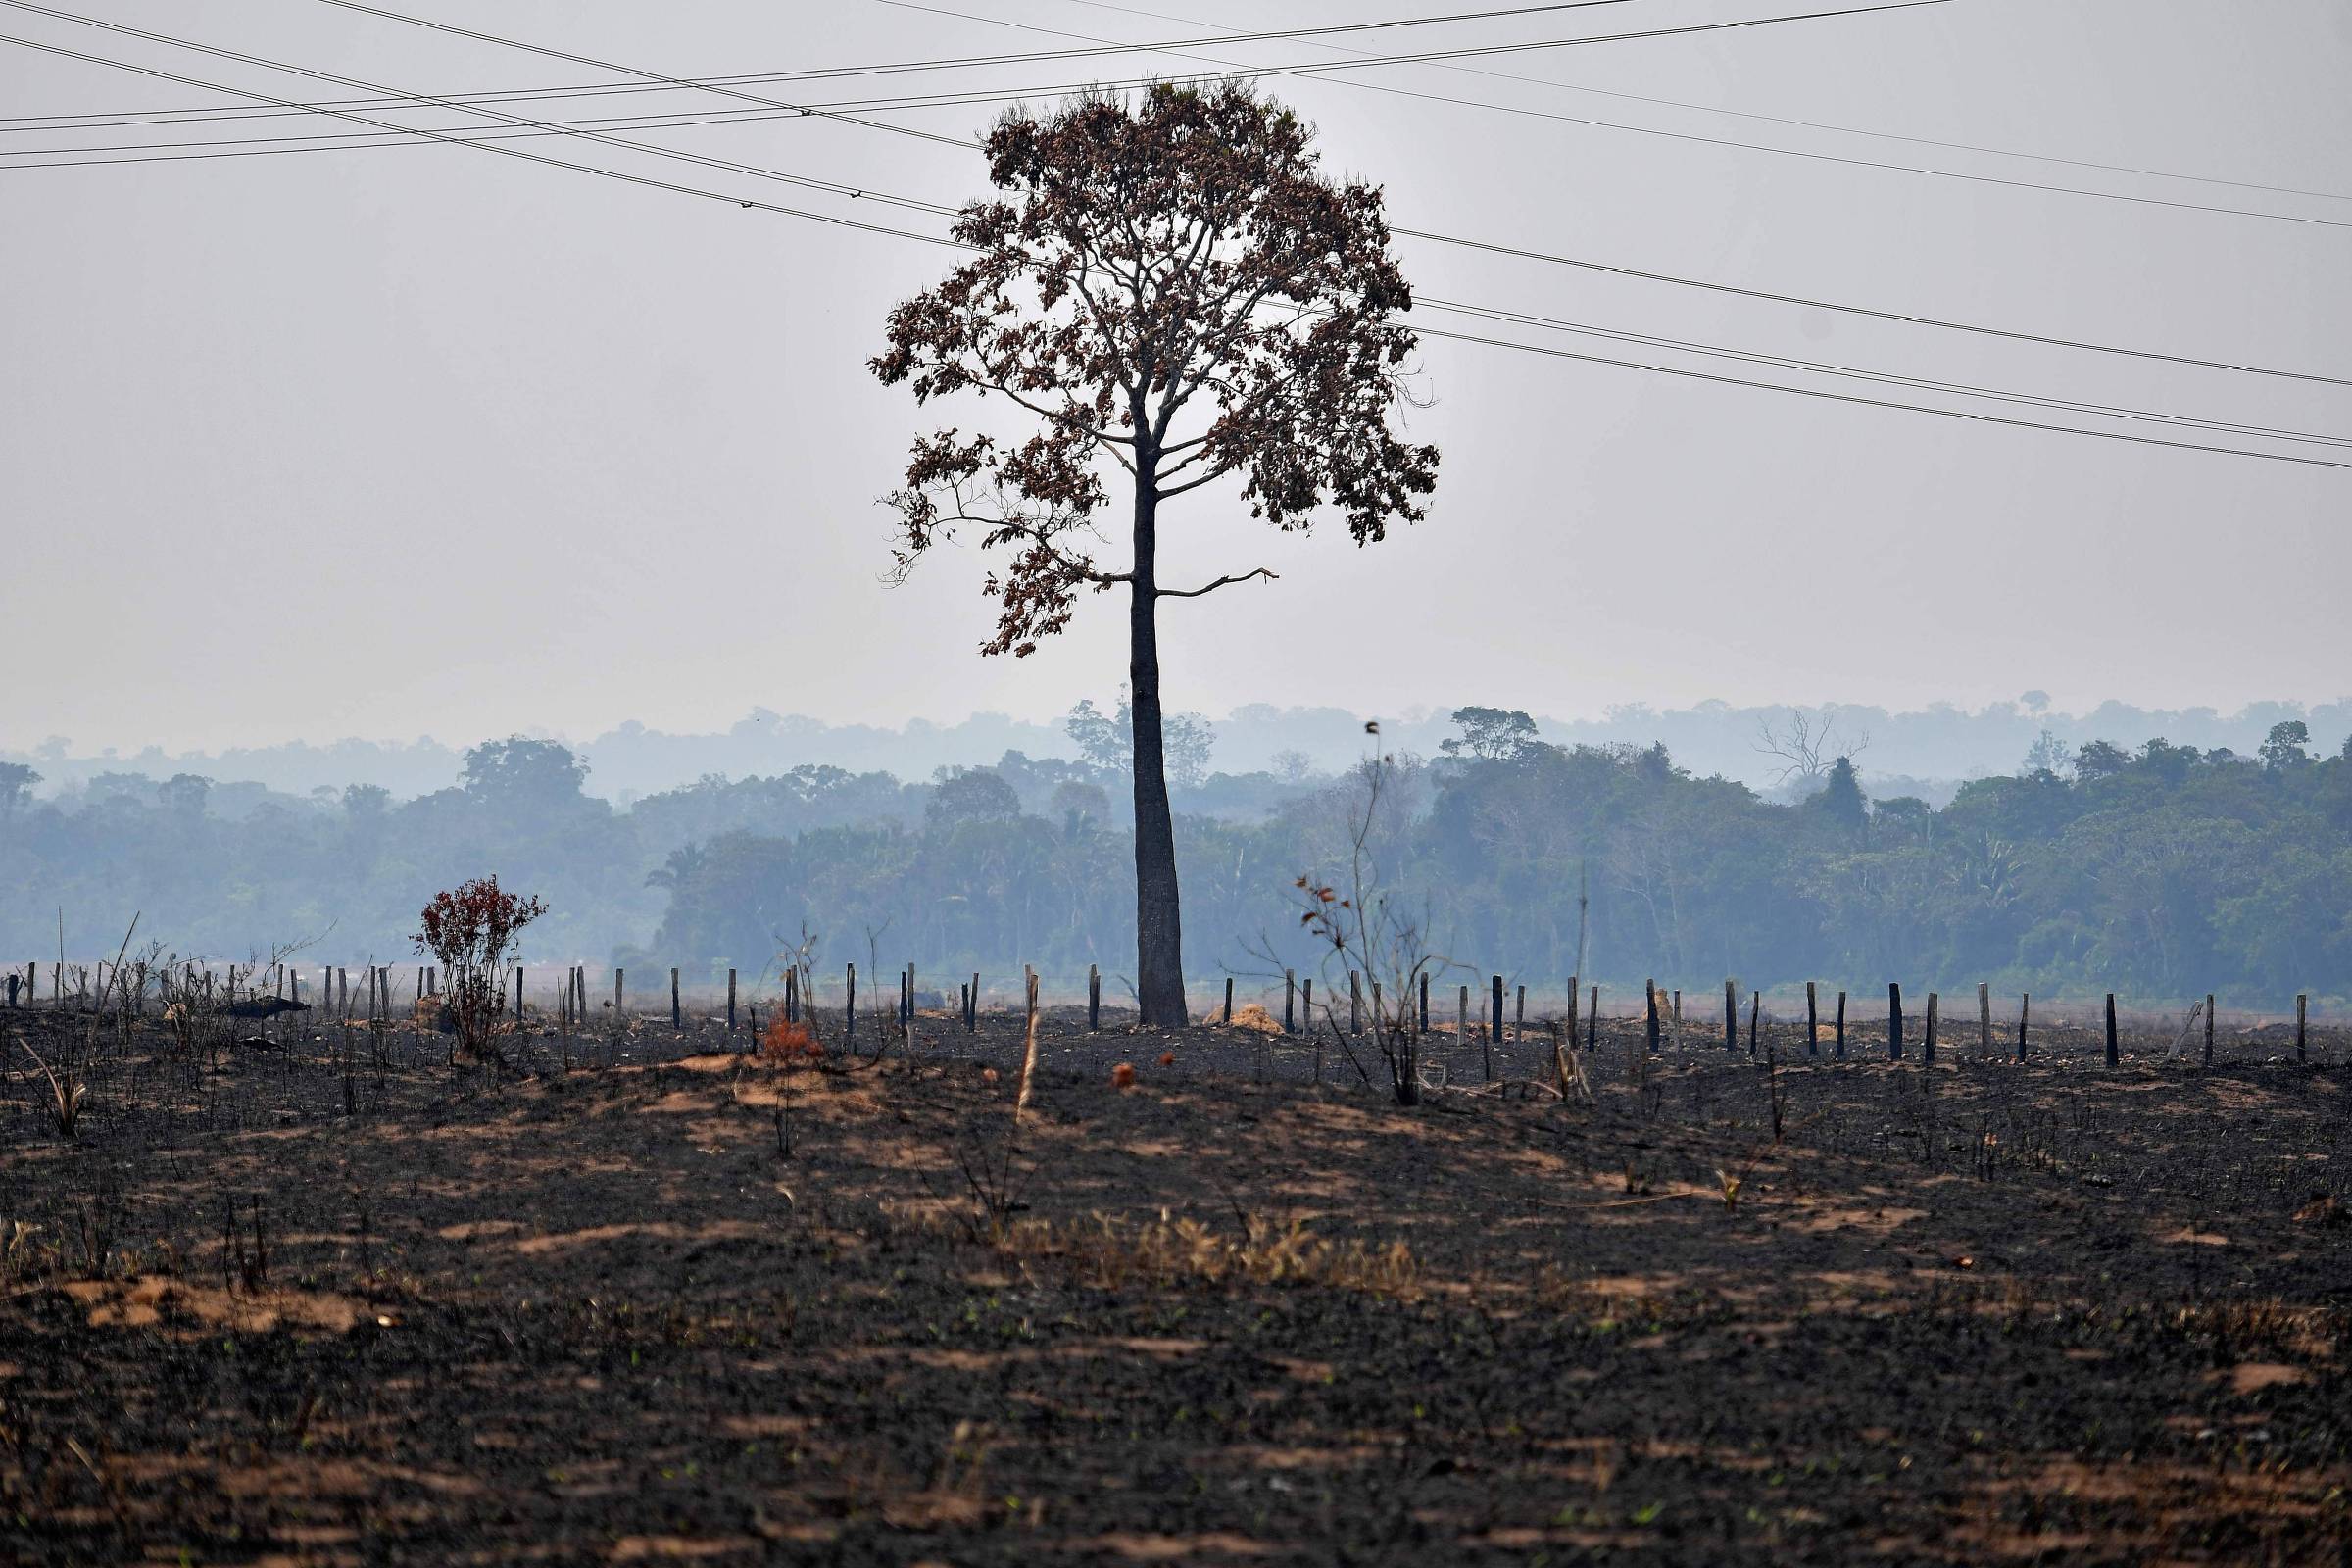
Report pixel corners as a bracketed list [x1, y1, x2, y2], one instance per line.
[7, 698, 2347, 1006]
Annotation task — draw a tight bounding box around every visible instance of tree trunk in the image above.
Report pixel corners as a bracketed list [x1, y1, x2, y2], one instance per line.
[1129, 476, 1190, 1026]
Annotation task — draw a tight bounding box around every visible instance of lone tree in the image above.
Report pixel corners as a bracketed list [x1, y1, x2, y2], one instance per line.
[871, 83, 1439, 1024]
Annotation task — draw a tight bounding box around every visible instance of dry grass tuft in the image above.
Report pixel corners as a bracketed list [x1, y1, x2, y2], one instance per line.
[1010, 1211, 1416, 1298]
[1227, 1003, 1283, 1036]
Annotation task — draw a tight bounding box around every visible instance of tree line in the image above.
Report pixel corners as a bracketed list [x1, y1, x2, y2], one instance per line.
[4, 716, 2347, 1004]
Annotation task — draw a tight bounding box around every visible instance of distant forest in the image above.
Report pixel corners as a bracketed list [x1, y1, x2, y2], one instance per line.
[4, 707, 2347, 1007]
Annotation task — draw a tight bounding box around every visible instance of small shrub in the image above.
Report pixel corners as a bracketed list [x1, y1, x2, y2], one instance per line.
[1110, 1062, 1136, 1091]
[760, 1015, 824, 1067]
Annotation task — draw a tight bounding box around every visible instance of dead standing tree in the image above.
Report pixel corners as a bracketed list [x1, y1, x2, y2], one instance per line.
[871, 82, 1440, 1026]
[1754, 706, 1870, 790]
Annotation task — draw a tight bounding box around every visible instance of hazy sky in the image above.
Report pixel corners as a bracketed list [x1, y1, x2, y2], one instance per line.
[2, 0, 2347, 756]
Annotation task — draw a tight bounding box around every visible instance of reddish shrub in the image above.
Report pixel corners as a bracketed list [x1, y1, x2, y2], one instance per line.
[760, 1015, 824, 1067]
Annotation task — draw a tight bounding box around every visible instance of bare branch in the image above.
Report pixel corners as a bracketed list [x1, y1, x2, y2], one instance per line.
[1157, 567, 1278, 601]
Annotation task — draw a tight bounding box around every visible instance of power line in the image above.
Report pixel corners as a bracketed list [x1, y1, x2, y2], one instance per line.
[0, 32, 966, 249]
[1, 24, 2339, 471]
[14, 0, 2344, 236]
[840, 0, 2352, 231]
[1410, 320, 2352, 469]
[0, 0, 962, 220]
[322, 0, 1652, 89]
[764, 2, 1962, 111]
[1052, 0, 2352, 208]
[0, 0, 1730, 134]
[1415, 296, 2352, 448]
[9, 87, 2342, 402]
[0, 0, 1958, 130]
[11, 2, 2343, 388]
[1395, 229, 2352, 390]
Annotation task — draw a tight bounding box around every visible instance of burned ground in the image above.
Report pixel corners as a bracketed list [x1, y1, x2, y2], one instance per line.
[2, 1005, 2347, 1564]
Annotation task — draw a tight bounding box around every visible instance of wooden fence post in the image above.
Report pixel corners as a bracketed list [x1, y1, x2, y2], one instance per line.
[1014, 968, 1043, 1116]
[2204, 993, 2216, 1067]
[2017, 992, 2029, 1062]
[1566, 976, 1580, 1060]
[1924, 992, 1937, 1065]
[514, 966, 523, 1023]
[1723, 979, 1738, 1053]
[1836, 990, 1846, 1058]
[1478, 977, 1492, 1081]
[1747, 990, 1760, 1056]
[1805, 980, 1819, 1056]
[2296, 993, 2307, 1063]
[1285, 970, 1297, 1034]
[969, 972, 980, 1032]
[671, 968, 682, 1032]
[1644, 980, 1659, 1054]
[1349, 971, 1362, 1035]
[1491, 974, 1504, 1049]
[1977, 982, 1990, 1058]
[1888, 982, 1904, 1061]
[1457, 985, 1469, 1047]
[1222, 976, 1233, 1026]
[845, 963, 856, 1045]
[727, 969, 737, 1033]
[2105, 993, 2119, 1067]
[1587, 984, 1599, 1053]
[1302, 977, 1314, 1037]
[1419, 971, 1430, 1034]
[1088, 963, 1100, 1032]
